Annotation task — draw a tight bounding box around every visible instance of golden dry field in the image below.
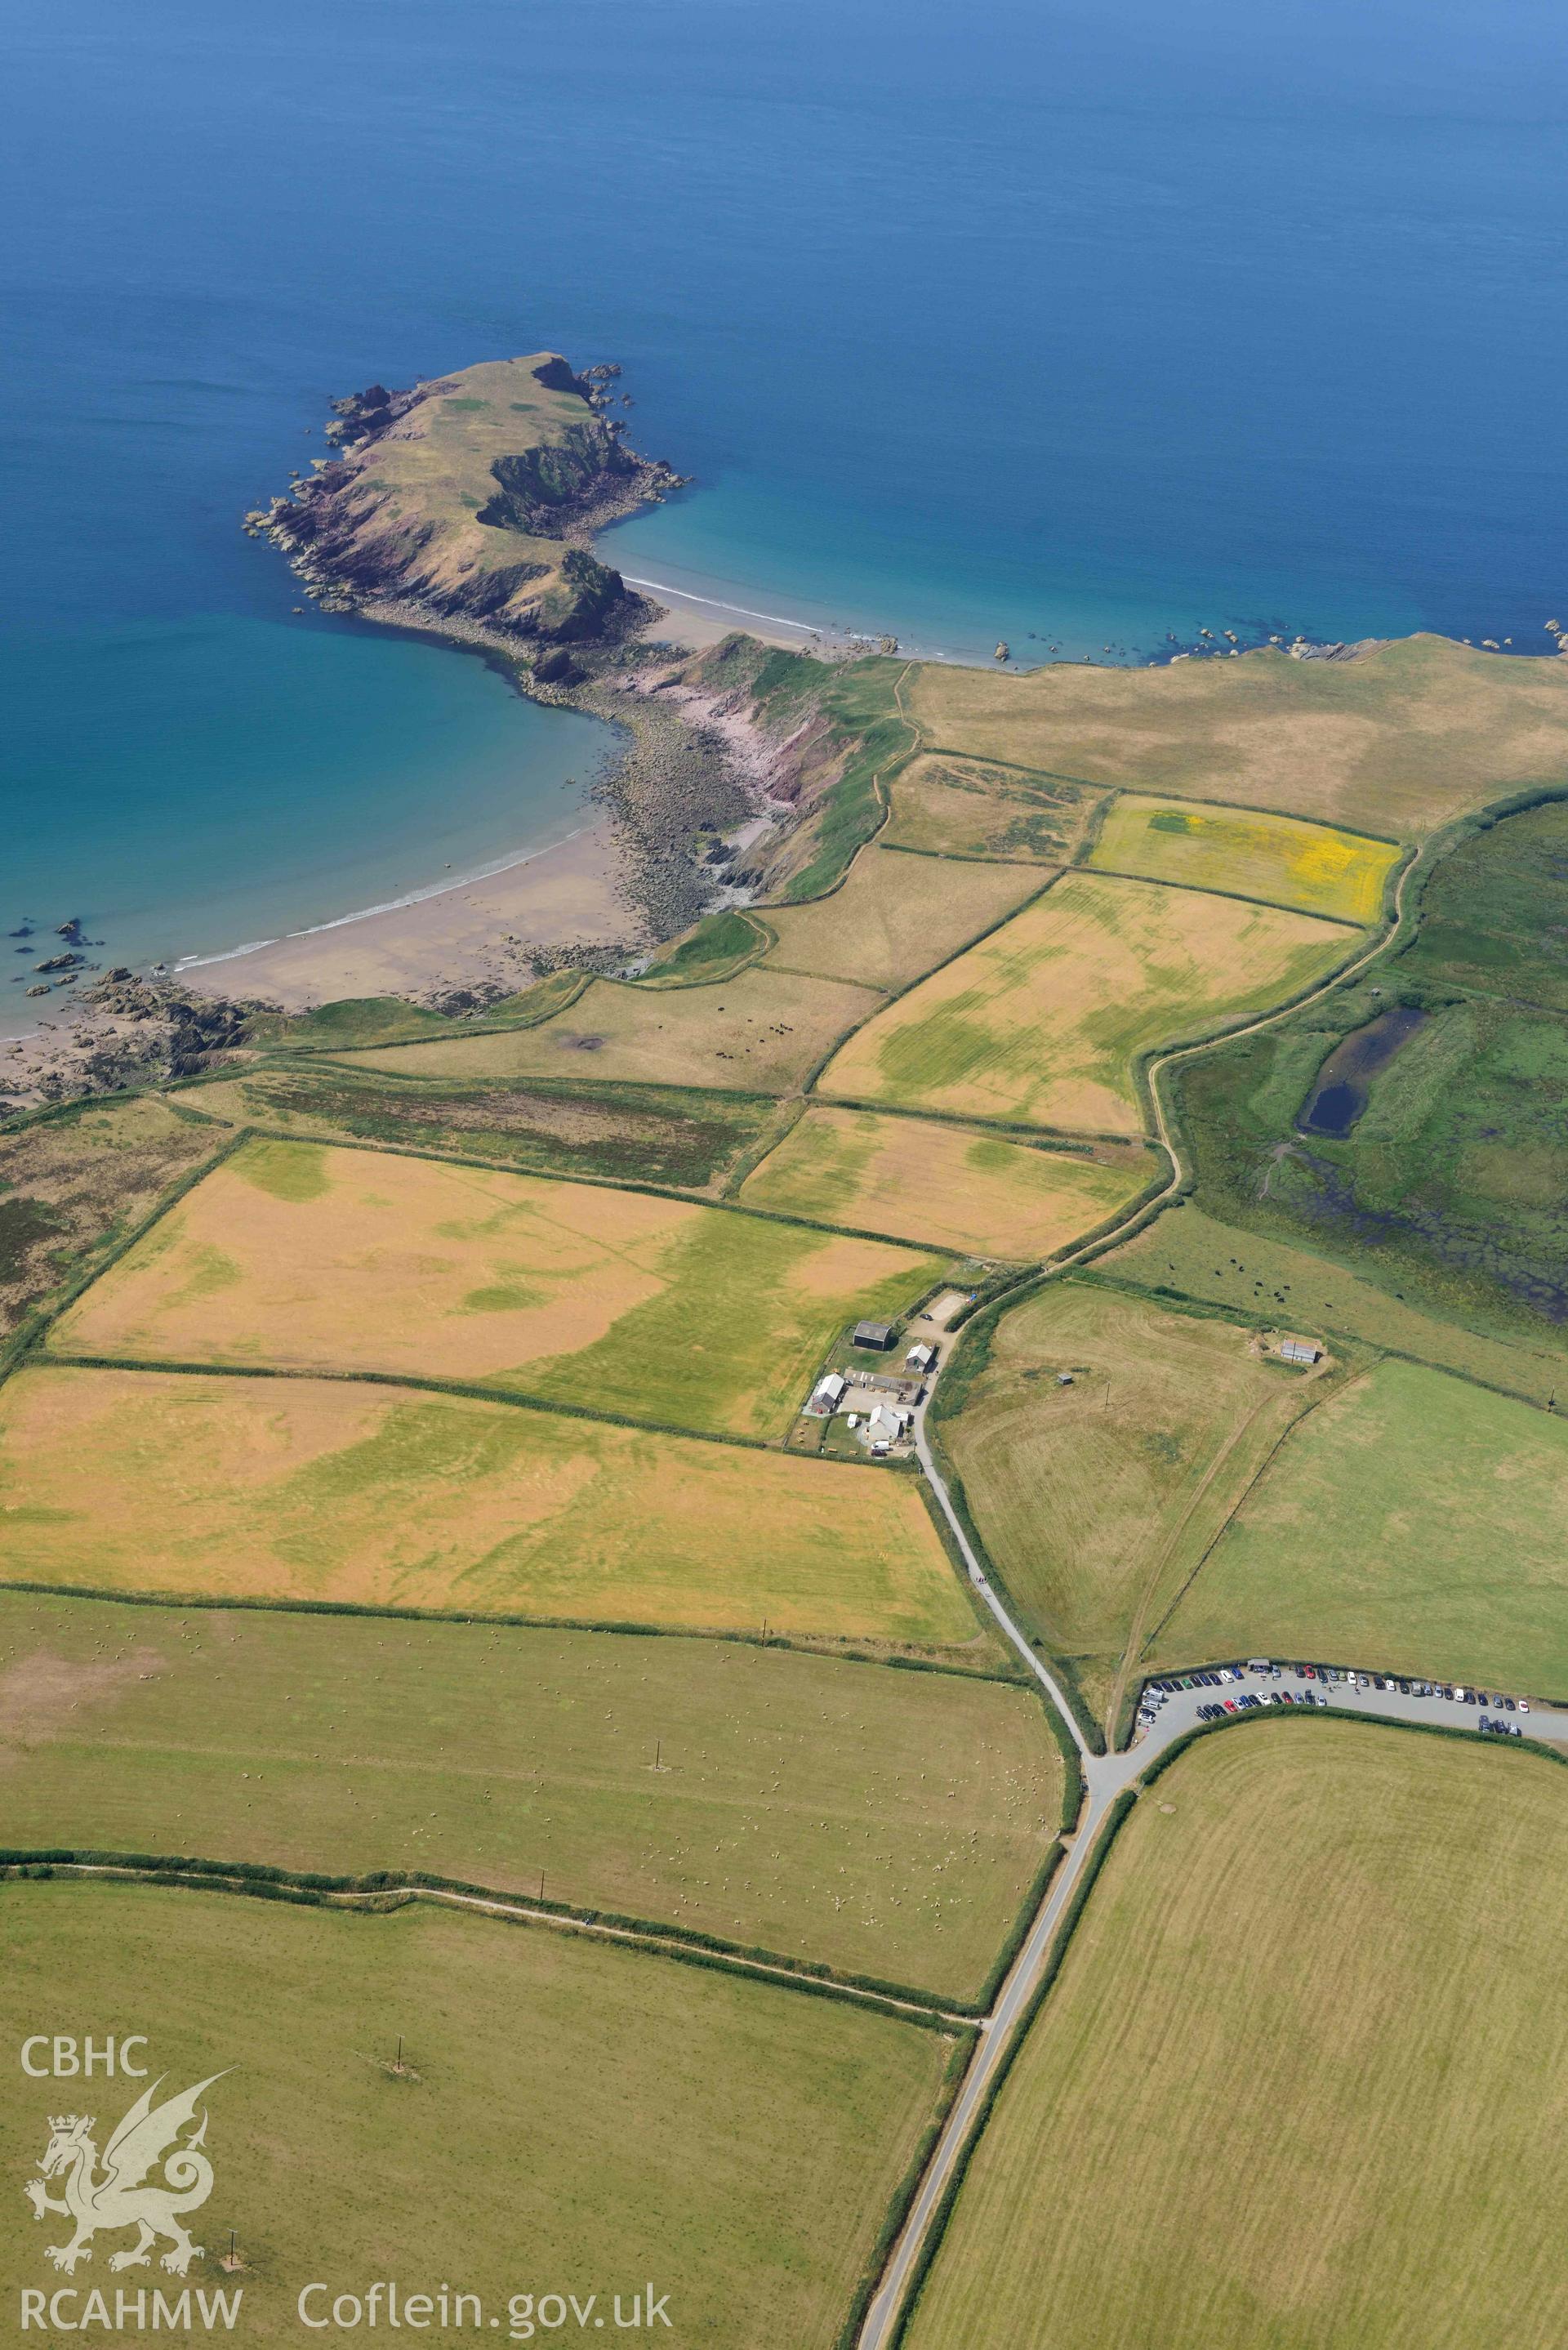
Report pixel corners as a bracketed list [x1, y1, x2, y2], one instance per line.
[760, 847, 1043, 989]
[324, 965, 883, 1093]
[0, 1364, 978, 1645]
[884, 754, 1105, 863]
[907, 635, 1568, 836]
[47, 1137, 945, 1438]
[903, 1722, 1568, 2350]
[741, 1108, 1157, 1260]
[817, 872, 1348, 1135]
[1087, 793, 1400, 922]
[940, 1281, 1326, 1726]
[0, 1884, 960, 2350]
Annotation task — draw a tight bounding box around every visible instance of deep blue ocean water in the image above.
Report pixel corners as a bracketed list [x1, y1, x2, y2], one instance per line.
[4, 0, 1566, 1009]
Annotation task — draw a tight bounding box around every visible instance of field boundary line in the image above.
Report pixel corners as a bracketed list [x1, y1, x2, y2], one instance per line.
[0, 1122, 251, 1391]
[1080, 859, 1367, 930]
[195, 1120, 965, 1262]
[1, 1857, 982, 2027]
[0, 1571, 1024, 1685]
[912, 742, 1409, 849]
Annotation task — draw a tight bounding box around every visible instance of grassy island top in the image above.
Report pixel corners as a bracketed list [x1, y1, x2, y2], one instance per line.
[274, 351, 673, 640]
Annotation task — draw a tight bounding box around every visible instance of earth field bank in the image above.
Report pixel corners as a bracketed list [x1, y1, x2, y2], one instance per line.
[0, 1881, 962, 2350]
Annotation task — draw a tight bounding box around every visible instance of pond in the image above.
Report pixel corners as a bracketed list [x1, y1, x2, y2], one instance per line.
[1296, 1004, 1429, 1137]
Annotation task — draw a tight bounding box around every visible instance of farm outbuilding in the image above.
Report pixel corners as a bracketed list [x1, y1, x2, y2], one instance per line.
[905, 1341, 936, 1374]
[1279, 1336, 1321, 1366]
[853, 1321, 896, 1351]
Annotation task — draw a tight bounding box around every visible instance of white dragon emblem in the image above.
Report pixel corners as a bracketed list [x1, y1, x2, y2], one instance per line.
[22, 2073, 226, 2276]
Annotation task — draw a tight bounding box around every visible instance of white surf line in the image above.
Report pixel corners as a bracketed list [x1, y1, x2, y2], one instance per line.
[621, 575, 880, 643]
[170, 824, 594, 972]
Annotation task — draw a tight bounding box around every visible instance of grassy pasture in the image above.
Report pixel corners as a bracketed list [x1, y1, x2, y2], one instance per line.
[904, 1721, 1568, 2350]
[1103, 1203, 1568, 1407]
[939, 1282, 1326, 1726]
[1177, 976, 1568, 1345]
[907, 633, 1568, 836]
[1087, 792, 1399, 922]
[325, 965, 884, 1095]
[49, 1138, 946, 1439]
[635, 909, 770, 988]
[0, 1365, 977, 1648]
[885, 754, 1103, 863]
[1396, 795, 1568, 1010]
[192, 1063, 773, 1193]
[0, 1883, 959, 2348]
[1160, 1357, 1568, 1698]
[0, 1590, 1055, 1993]
[741, 1108, 1156, 1260]
[760, 848, 1042, 991]
[0, 1096, 221, 1347]
[819, 873, 1348, 1135]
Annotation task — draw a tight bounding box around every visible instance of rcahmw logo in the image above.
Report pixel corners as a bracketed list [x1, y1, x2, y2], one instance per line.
[18, 2036, 242, 2333]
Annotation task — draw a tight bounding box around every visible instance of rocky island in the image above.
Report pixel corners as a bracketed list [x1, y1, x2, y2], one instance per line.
[248, 350, 683, 669]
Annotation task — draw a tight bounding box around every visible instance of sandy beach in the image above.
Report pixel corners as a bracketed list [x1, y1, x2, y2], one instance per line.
[180, 816, 631, 1014]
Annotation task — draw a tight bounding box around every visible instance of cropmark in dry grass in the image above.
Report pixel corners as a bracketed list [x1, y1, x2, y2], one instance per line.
[819, 872, 1347, 1135]
[759, 846, 1042, 992]
[741, 1108, 1157, 1260]
[325, 964, 884, 1095]
[0, 1363, 975, 1648]
[47, 1137, 947, 1440]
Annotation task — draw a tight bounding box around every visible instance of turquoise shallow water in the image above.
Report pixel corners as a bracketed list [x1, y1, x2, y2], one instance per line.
[3, 0, 1566, 1016]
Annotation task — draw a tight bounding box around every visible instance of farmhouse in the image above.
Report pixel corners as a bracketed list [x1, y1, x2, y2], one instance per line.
[864, 1402, 913, 1450]
[853, 1320, 897, 1351]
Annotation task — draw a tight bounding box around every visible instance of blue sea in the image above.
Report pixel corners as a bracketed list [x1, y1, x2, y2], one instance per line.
[5, 0, 1566, 1015]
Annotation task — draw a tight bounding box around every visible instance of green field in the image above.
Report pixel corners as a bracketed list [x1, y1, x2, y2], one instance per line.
[760, 848, 1042, 991]
[1177, 974, 1568, 1349]
[49, 1138, 946, 1441]
[635, 910, 771, 987]
[1102, 1202, 1568, 1407]
[0, 1883, 960, 2348]
[938, 1282, 1329, 1728]
[741, 1108, 1156, 1260]
[1157, 1356, 1568, 1698]
[193, 1062, 775, 1193]
[1395, 795, 1568, 1010]
[820, 873, 1347, 1135]
[1086, 793, 1399, 922]
[0, 1365, 978, 1649]
[0, 1590, 1056, 1994]
[908, 633, 1568, 836]
[904, 1721, 1568, 2350]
